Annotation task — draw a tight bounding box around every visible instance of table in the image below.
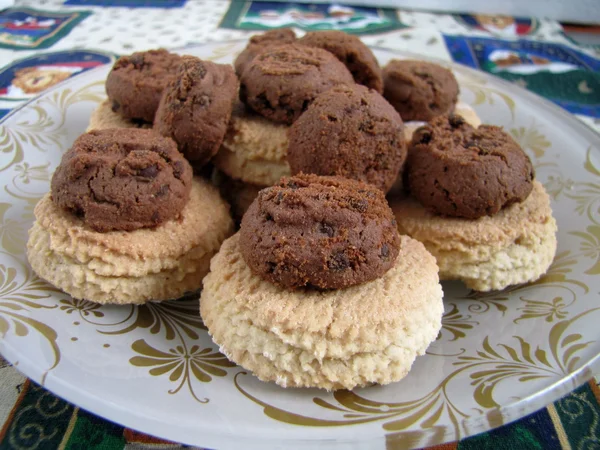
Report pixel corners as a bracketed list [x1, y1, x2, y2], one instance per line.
[1, 1, 599, 449]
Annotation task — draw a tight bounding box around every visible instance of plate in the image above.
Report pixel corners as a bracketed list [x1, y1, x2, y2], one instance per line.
[0, 41, 599, 450]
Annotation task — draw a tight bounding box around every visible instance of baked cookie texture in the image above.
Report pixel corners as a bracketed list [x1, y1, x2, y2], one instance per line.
[212, 102, 290, 187]
[383, 59, 459, 122]
[390, 181, 557, 291]
[402, 102, 481, 141]
[239, 174, 401, 289]
[287, 84, 406, 193]
[407, 114, 534, 219]
[27, 178, 234, 304]
[239, 44, 354, 124]
[86, 100, 151, 132]
[201, 232, 443, 390]
[234, 28, 297, 77]
[51, 128, 193, 232]
[298, 30, 383, 93]
[154, 56, 239, 169]
[106, 49, 182, 122]
[211, 170, 262, 223]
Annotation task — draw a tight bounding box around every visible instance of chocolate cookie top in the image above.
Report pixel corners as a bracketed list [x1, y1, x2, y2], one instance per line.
[154, 56, 238, 169]
[51, 128, 193, 232]
[383, 59, 459, 122]
[105, 49, 182, 123]
[298, 30, 383, 93]
[239, 44, 354, 125]
[407, 114, 534, 219]
[234, 28, 297, 77]
[239, 173, 401, 290]
[287, 84, 406, 193]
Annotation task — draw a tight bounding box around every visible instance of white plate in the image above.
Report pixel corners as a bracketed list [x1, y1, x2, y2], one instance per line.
[0, 41, 599, 450]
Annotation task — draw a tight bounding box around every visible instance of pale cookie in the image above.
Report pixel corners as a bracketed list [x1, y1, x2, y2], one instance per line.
[27, 178, 234, 304]
[212, 102, 290, 187]
[86, 99, 151, 132]
[201, 233, 443, 391]
[389, 181, 557, 291]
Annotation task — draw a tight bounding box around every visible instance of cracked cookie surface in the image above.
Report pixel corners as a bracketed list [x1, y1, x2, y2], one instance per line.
[407, 114, 534, 219]
[298, 30, 383, 93]
[383, 59, 459, 121]
[239, 44, 354, 125]
[287, 84, 406, 193]
[239, 173, 400, 290]
[105, 49, 182, 122]
[154, 56, 238, 169]
[50, 128, 193, 232]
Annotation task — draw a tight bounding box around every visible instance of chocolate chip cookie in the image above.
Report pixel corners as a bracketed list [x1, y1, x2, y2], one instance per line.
[239, 44, 354, 125]
[51, 128, 193, 232]
[287, 84, 406, 192]
[234, 28, 297, 77]
[154, 56, 238, 169]
[298, 30, 383, 92]
[105, 49, 182, 122]
[383, 59, 459, 121]
[407, 114, 534, 219]
[239, 174, 401, 290]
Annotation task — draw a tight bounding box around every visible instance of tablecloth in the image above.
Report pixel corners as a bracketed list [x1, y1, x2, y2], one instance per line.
[0, 1, 599, 449]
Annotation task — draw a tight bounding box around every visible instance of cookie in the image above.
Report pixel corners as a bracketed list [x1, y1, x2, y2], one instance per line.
[407, 114, 534, 219]
[240, 174, 400, 289]
[27, 177, 234, 304]
[234, 28, 297, 77]
[402, 102, 481, 141]
[201, 232, 443, 390]
[86, 100, 151, 132]
[298, 30, 383, 92]
[211, 169, 262, 223]
[106, 49, 182, 122]
[154, 56, 238, 169]
[212, 101, 290, 187]
[287, 84, 406, 193]
[383, 60, 459, 121]
[51, 128, 193, 232]
[240, 44, 354, 125]
[389, 180, 557, 291]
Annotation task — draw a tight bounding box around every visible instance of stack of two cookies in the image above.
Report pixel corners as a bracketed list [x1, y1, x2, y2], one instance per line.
[28, 50, 244, 304]
[201, 29, 558, 390]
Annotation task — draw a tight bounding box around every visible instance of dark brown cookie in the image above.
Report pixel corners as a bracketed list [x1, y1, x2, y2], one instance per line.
[154, 56, 238, 169]
[239, 173, 401, 290]
[234, 28, 297, 77]
[105, 49, 182, 123]
[51, 128, 193, 232]
[287, 84, 406, 193]
[239, 44, 354, 125]
[407, 114, 534, 219]
[298, 30, 383, 93]
[383, 59, 459, 121]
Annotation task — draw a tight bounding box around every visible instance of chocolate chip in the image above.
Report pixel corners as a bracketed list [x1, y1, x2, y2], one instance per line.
[319, 222, 335, 237]
[139, 165, 158, 178]
[129, 54, 145, 69]
[381, 244, 389, 258]
[172, 160, 184, 179]
[328, 252, 349, 271]
[350, 198, 368, 212]
[156, 184, 169, 197]
[449, 114, 465, 128]
[415, 127, 432, 144]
